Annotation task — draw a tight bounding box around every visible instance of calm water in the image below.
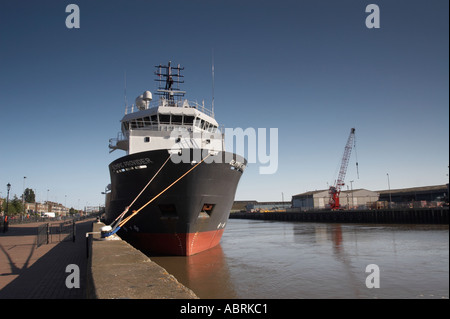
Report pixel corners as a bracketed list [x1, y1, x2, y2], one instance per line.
[151, 219, 449, 299]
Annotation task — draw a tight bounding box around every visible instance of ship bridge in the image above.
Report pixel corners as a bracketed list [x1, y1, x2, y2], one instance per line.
[109, 62, 223, 155]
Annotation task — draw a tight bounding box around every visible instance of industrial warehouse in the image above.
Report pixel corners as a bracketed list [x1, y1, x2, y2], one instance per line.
[233, 184, 449, 212]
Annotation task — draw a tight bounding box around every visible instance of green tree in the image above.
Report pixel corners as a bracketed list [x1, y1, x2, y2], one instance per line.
[10, 195, 23, 215]
[24, 188, 36, 203]
[2, 195, 23, 215]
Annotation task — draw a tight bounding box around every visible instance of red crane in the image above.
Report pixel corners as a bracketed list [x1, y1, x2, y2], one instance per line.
[329, 128, 358, 210]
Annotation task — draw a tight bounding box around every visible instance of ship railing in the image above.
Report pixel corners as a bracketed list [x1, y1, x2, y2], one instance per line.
[117, 124, 223, 134]
[187, 100, 215, 118]
[125, 98, 215, 118]
[108, 132, 126, 149]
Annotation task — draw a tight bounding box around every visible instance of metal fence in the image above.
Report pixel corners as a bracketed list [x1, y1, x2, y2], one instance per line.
[8, 214, 92, 226]
[37, 223, 49, 247]
[37, 220, 76, 247]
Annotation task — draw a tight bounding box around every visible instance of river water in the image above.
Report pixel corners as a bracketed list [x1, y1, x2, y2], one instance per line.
[151, 219, 449, 299]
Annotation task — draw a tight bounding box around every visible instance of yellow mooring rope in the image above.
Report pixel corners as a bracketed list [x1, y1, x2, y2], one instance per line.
[109, 154, 172, 230]
[117, 153, 212, 229]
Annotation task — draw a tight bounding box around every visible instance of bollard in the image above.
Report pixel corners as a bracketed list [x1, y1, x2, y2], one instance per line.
[72, 220, 76, 242]
[85, 231, 101, 258]
[86, 233, 90, 258]
[46, 223, 50, 244]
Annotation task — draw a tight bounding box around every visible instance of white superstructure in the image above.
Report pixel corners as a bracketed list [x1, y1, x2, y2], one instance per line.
[109, 62, 224, 155]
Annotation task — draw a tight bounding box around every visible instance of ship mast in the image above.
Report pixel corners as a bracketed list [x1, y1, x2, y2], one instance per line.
[154, 61, 186, 106]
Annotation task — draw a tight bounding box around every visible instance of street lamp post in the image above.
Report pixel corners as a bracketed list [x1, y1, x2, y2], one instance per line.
[387, 173, 392, 209]
[346, 185, 350, 210]
[46, 189, 50, 212]
[22, 176, 27, 219]
[6, 183, 11, 214]
[4, 183, 11, 232]
[350, 180, 354, 209]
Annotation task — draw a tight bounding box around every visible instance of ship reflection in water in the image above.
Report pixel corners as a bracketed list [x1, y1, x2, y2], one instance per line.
[151, 244, 237, 299]
[148, 219, 449, 299]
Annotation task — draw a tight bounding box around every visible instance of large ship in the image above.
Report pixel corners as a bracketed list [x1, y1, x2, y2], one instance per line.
[105, 62, 246, 256]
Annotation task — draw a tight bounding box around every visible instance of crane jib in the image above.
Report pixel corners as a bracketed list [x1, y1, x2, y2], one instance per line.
[329, 128, 357, 210]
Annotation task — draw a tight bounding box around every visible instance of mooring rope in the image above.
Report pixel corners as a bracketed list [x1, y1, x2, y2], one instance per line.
[103, 153, 212, 237]
[107, 154, 171, 233]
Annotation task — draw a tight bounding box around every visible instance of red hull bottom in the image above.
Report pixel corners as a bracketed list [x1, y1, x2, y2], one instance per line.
[127, 229, 225, 256]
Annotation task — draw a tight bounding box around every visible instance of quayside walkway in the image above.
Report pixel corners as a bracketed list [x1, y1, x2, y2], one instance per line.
[0, 219, 94, 299]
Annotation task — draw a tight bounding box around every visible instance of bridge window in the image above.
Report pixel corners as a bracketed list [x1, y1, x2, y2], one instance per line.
[172, 115, 183, 124]
[159, 114, 170, 124]
[184, 116, 194, 125]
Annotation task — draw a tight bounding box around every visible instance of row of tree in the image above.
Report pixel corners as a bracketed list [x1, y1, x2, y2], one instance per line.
[1, 188, 83, 216]
[1, 195, 24, 214]
[1, 187, 35, 215]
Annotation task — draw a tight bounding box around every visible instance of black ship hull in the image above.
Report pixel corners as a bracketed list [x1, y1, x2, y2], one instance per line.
[105, 149, 245, 256]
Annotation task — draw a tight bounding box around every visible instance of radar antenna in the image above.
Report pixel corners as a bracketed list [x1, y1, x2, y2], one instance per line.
[154, 61, 186, 106]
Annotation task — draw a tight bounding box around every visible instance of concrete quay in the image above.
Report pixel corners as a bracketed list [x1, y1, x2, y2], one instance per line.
[87, 222, 198, 299]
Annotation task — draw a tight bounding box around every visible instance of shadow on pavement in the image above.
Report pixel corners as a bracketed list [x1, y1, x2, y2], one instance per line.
[0, 220, 94, 299]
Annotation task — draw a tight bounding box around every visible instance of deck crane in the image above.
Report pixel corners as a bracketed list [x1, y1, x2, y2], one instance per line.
[329, 128, 358, 210]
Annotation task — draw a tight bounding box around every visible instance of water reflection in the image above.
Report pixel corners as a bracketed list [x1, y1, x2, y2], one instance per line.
[151, 244, 237, 299]
[147, 220, 449, 299]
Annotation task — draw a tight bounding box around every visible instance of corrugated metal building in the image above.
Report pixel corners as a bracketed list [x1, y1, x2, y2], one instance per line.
[292, 189, 379, 210]
[377, 184, 449, 208]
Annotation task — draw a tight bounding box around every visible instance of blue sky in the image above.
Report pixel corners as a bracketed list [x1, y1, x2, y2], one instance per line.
[0, 0, 448, 208]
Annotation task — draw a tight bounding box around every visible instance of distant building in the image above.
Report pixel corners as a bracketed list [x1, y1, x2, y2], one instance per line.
[232, 200, 257, 212]
[235, 184, 449, 213]
[49, 201, 67, 216]
[245, 201, 291, 212]
[231, 201, 291, 212]
[24, 201, 69, 216]
[377, 184, 449, 208]
[25, 202, 48, 214]
[292, 189, 379, 210]
[85, 206, 103, 213]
